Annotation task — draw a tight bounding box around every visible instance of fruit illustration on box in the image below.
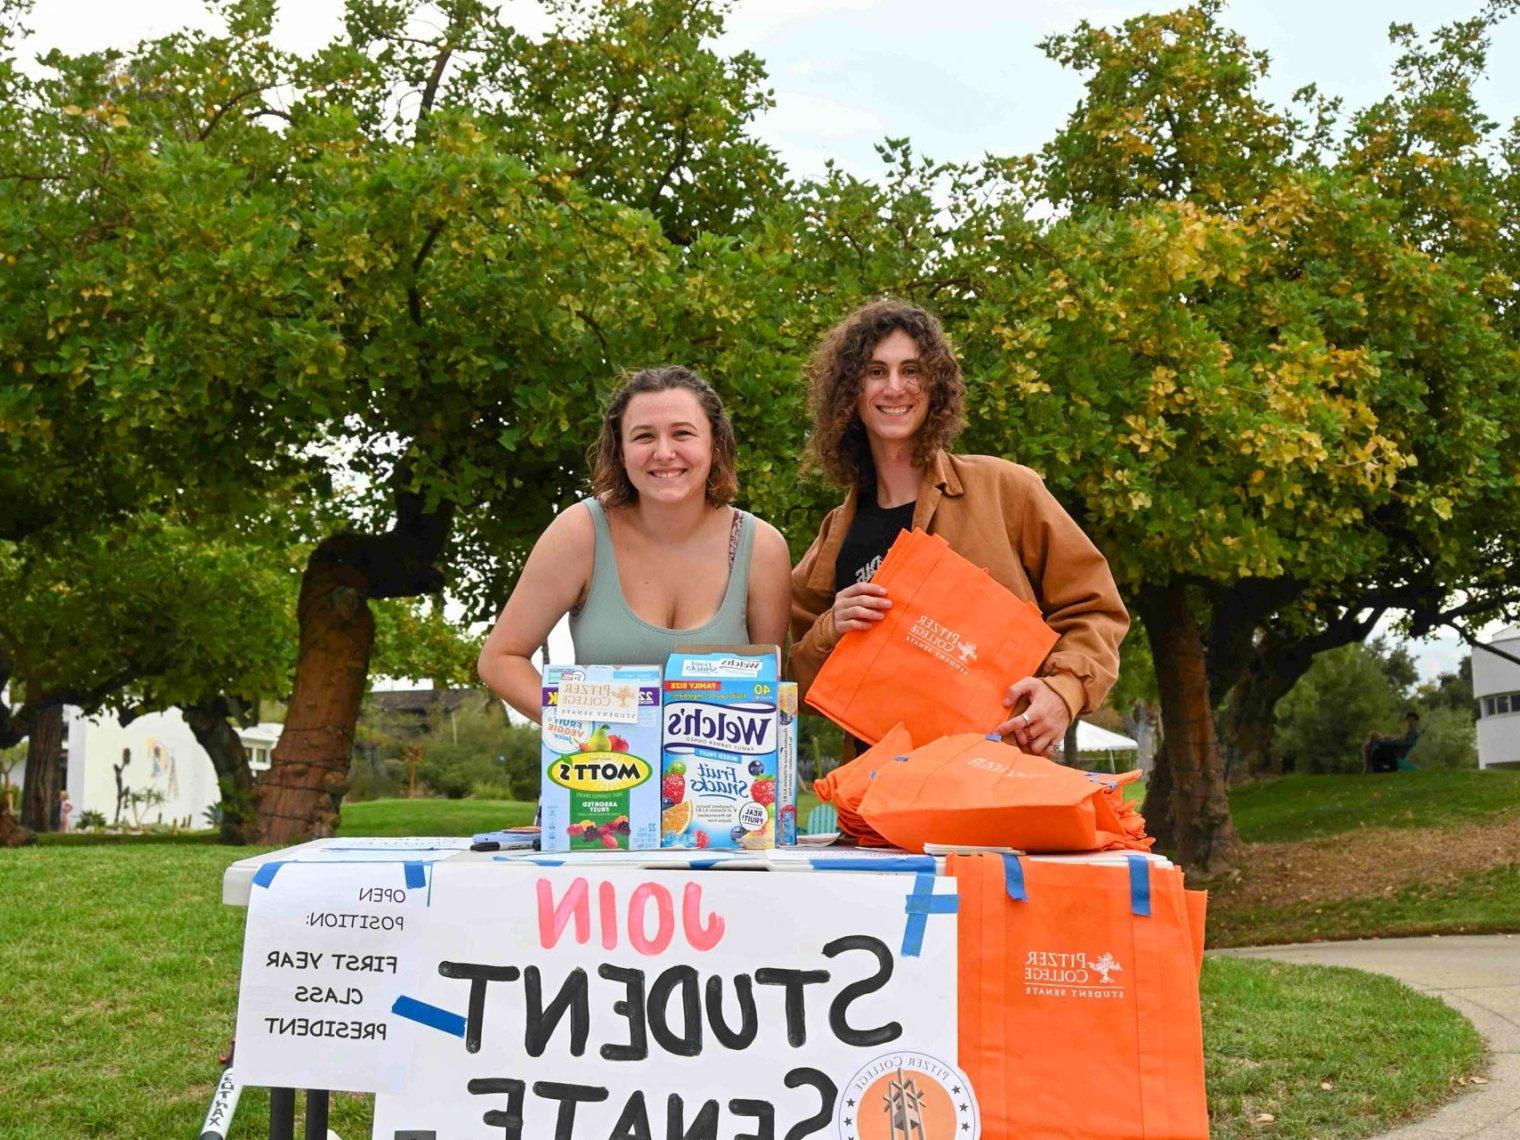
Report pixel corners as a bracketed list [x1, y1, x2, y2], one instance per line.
[662, 799, 692, 837]
[661, 761, 687, 808]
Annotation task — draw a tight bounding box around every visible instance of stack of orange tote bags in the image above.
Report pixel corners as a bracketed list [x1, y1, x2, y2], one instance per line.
[805, 529, 1207, 1137]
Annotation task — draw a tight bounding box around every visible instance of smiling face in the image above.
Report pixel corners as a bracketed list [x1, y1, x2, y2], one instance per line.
[855, 328, 930, 446]
[619, 388, 714, 504]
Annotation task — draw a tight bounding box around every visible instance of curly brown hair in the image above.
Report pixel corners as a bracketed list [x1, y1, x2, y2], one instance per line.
[589, 365, 739, 508]
[806, 298, 966, 488]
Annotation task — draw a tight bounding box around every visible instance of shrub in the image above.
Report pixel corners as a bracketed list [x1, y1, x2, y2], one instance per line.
[416, 721, 541, 800]
[1275, 643, 1403, 774]
[1408, 705, 1479, 770]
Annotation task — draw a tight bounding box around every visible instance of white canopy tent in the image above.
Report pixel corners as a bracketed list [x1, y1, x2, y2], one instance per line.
[1069, 720, 1140, 773]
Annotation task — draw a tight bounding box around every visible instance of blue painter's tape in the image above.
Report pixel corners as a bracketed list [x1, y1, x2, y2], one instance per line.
[1000, 854, 1027, 902]
[252, 861, 287, 889]
[809, 856, 936, 874]
[900, 871, 957, 957]
[391, 995, 466, 1038]
[403, 862, 426, 889]
[1127, 854, 1151, 917]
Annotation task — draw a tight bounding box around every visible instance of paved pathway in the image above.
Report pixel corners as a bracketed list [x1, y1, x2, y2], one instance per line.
[1221, 935, 1520, 1138]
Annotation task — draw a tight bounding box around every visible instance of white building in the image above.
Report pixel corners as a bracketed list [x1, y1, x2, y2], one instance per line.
[1473, 627, 1520, 771]
[23, 708, 282, 829]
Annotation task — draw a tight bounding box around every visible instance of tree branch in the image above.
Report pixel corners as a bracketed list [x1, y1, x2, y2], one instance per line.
[1456, 621, 1520, 668]
[198, 84, 281, 141]
[418, 43, 455, 122]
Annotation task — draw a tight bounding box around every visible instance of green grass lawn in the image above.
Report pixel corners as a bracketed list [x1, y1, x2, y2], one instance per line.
[0, 832, 1486, 1138]
[7, 771, 1512, 1136]
[338, 796, 536, 836]
[1210, 863, 1520, 948]
[1209, 770, 1520, 947]
[1226, 769, 1520, 843]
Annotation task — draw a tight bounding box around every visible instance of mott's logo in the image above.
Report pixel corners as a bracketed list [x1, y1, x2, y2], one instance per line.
[664, 701, 774, 754]
[1023, 949, 1126, 999]
[546, 752, 653, 793]
[905, 615, 978, 674]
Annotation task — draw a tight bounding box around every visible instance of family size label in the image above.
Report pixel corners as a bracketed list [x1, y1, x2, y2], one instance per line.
[233, 862, 431, 1093]
[372, 863, 962, 1138]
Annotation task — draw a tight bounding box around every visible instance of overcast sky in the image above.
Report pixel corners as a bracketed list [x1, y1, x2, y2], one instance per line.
[17, 0, 1517, 678]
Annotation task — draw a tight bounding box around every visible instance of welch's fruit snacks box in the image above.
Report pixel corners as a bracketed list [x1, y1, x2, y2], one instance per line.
[540, 664, 662, 852]
[660, 647, 780, 850]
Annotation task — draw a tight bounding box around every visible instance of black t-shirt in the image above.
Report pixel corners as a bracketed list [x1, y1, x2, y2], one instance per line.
[835, 488, 916, 594]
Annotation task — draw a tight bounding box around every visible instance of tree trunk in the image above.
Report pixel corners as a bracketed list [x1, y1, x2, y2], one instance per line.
[1062, 718, 1080, 765]
[256, 481, 453, 844]
[1216, 607, 1387, 780]
[20, 702, 64, 832]
[184, 697, 262, 845]
[1220, 659, 1303, 779]
[1121, 701, 1158, 773]
[256, 554, 375, 844]
[1144, 734, 1175, 844]
[1136, 582, 1242, 874]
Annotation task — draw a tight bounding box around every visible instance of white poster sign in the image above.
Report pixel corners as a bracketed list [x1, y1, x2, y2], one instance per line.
[373, 863, 961, 1139]
[233, 861, 433, 1093]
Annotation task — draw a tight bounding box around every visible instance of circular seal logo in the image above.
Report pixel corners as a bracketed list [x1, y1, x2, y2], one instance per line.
[835, 1051, 980, 1140]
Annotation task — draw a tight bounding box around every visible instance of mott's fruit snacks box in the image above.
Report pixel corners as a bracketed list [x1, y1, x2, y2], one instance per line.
[660, 649, 779, 850]
[778, 682, 798, 846]
[540, 664, 662, 852]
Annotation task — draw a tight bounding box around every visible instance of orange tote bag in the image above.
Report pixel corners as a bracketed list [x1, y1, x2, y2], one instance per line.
[806, 529, 1060, 746]
[948, 852, 1209, 1139]
[858, 733, 1154, 853]
[811, 723, 913, 846]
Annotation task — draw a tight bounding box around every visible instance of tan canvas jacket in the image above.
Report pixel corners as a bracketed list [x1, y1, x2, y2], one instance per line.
[789, 451, 1129, 720]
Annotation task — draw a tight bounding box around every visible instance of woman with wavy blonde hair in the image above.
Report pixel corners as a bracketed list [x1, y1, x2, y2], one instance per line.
[479, 365, 791, 723]
[790, 299, 1129, 756]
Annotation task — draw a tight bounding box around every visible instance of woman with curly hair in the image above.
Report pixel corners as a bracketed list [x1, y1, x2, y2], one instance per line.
[479, 365, 792, 723]
[790, 299, 1128, 756]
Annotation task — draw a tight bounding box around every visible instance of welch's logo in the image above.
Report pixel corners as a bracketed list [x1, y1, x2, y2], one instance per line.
[663, 701, 775, 755]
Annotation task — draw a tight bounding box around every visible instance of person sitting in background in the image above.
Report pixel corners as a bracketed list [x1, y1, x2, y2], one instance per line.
[1362, 711, 1421, 774]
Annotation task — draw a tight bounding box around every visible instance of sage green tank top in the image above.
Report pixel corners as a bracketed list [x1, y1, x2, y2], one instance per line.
[568, 499, 755, 665]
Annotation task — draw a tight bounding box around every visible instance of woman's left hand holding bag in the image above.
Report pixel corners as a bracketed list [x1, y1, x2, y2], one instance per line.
[993, 676, 1071, 756]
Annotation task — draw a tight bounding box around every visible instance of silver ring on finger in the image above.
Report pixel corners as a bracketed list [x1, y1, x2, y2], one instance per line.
[1017, 713, 1031, 728]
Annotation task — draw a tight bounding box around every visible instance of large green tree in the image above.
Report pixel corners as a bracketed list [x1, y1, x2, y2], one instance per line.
[939, 3, 1520, 869]
[2, 0, 798, 841]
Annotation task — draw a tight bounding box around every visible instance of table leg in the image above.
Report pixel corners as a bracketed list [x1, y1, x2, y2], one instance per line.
[305, 1089, 330, 1139]
[269, 1087, 295, 1140]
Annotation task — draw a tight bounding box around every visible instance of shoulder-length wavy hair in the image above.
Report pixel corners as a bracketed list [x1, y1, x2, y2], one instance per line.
[590, 365, 739, 508]
[805, 298, 965, 488]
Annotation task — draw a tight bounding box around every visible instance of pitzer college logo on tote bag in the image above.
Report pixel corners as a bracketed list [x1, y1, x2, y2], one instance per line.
[807, 529, 1059, 745]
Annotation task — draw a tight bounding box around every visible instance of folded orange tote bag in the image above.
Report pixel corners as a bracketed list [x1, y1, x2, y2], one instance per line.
[811, 723, 913, 846]
[948, 852, 1209, 1139]
[806, 529, 1060, 745]
[857, 732, 1153, 853]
